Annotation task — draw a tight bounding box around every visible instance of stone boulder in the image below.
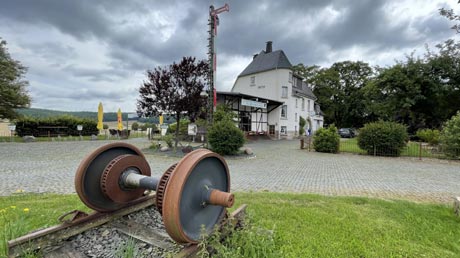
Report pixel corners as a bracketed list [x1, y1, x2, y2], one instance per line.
[160, 146, 170, 152]
[22, 135, 36, 143]
[239, 147, 253, 155]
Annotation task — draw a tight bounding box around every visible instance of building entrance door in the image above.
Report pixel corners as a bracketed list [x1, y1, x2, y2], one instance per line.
[239, 111, 251, 131]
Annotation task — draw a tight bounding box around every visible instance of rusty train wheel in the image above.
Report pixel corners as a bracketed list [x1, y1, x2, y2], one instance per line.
[162, 149, 231, 243]
[155, 163, 177, 215]
[75, 143, 151, 212]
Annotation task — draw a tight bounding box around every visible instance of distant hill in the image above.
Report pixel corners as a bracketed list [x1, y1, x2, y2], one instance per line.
[16, 108, 132, 122]
[15, 108, 174, 123]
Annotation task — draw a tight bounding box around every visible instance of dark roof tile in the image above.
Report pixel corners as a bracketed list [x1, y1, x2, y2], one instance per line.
[239, 50, 292, 77]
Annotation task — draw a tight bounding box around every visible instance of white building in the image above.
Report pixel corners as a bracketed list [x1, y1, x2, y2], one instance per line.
[225, 41, 323, 139]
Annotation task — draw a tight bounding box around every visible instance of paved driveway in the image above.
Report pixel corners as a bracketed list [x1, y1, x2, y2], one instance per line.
[0, 138, 459, 203]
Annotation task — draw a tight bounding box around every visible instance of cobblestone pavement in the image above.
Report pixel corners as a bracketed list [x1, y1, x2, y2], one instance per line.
[0, 138, 459, 203]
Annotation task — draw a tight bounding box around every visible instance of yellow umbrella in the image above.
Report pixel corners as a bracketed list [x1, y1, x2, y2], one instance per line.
[117, 108, 123, 130]
[97, 102, 104, 131]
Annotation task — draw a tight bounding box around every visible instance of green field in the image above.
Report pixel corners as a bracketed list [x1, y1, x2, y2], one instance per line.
[1, 192, 459, 257]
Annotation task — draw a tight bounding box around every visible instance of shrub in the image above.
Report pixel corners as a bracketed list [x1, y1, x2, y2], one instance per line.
[103, 124, 109, 130]
[167, 119, 190, 136]
[416, 129, 440, 145]
[131, 122, 139, 131]
[358, 121, 408, 156]
[440, 111, 460, 158]
[214, 104, 236, 123]
[299, 116, 306, 136]
[208, 120, 245, 155]
[313, 125, 340, 153]
[15, 115, 98, 137]
[162, 134, 174, 148]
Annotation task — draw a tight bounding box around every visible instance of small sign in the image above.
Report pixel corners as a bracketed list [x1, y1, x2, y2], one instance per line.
[188, 123, 197, 136]
[241, 98, 267, 109]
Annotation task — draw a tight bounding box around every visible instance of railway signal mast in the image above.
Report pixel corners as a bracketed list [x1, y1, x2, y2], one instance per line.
[207, 3, 229, 124]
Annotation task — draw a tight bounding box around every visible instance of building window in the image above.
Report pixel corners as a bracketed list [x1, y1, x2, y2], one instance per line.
[269, 125, 275, 135]
[289, 72, 292, 82]
[281, 105, 287, 119]
[302, 98, 305, 111]
[281, 126, 287, 135]
[282, 86, 288, 98]
[295, 99, 298, 108]
[295, 113, 298, 122]
[250, 76, 255, 86]
[308, 100, 311, 112]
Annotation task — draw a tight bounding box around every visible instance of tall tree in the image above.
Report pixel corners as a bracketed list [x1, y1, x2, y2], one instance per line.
[137, 56, 208, 148]
[367, 47, 460, 133]
[292, 63, 320, 85]
[0, 39, 30, 119]
[311, 61, 374, 128]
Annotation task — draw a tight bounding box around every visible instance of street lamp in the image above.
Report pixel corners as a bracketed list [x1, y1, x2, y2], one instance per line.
[77, 125, 83, 140]
[8, 124, 16, 142]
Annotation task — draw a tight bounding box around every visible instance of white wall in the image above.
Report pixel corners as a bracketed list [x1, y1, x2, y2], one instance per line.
[232, 68, 323, 139]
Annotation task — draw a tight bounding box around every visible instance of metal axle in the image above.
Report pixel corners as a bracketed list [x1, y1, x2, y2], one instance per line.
[122, 170, 234, 208]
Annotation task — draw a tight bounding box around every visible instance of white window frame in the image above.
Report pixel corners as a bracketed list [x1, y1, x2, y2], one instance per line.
[281, 105, 287, 119]
[308, 100, 311, 112]
[295, 99, 298, 108]
[250, 76, 256, 86]
[289, 72, 292, 82]
[295, 113, 298, 122]
[281, 86, 288, 98]
[302, 98, 305, 111]
[281, 126, 287, 135]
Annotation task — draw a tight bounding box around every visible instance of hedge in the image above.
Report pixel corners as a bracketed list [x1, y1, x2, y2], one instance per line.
[15, 116, 98, 137]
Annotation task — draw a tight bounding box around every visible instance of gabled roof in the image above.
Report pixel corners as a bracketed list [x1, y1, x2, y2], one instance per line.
[238, 50, 292, 77]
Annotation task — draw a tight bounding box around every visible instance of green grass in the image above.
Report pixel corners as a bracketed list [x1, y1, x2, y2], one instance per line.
[339, 138, 438, 158]
[1, 193, 460, 257]
[227, 192, 460, 258]
[0, 193, 90, 257]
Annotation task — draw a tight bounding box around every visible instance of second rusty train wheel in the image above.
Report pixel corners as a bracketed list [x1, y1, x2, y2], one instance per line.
[162, 149, 231, 243]
[75, 143, 151, 212]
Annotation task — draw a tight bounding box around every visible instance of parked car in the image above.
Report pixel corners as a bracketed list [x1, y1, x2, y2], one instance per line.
[338, 128, 355, 138]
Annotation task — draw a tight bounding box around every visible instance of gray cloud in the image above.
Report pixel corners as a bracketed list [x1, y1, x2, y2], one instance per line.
[0, 0, 457, 111]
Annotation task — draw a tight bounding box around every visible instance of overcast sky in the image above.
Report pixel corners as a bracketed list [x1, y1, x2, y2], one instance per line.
[1, 0, 459, 112]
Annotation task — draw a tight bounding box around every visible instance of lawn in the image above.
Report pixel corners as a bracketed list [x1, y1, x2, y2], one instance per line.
[1, 193, 459, 257]
[339, 138, 437, 158]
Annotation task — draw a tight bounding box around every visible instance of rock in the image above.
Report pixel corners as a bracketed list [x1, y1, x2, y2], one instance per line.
[160, 146, 170, 152]
[22, 135, 36, 143]
[91, 134, 98, 141]
[244, 147, 253, 155]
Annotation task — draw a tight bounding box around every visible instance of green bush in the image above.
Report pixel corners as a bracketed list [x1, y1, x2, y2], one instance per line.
[15, 115, 98, 137]
[131, 122, 139, 131]
[299, 116, 306, 136]
[358, 121, 408, 156]
[208, 120, 245, 155]
[313, 125, 340, 153]
[214, 104, 237, 123]
[440, 111, 460, 158]
[416, 129, 440, 145]
[167, 119, 190, 135]
[162, 134, 174, 148]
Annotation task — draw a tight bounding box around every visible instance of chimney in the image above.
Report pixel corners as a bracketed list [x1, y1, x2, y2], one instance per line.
[266, 41, 272, 53]
[253, 53, 258, 59]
